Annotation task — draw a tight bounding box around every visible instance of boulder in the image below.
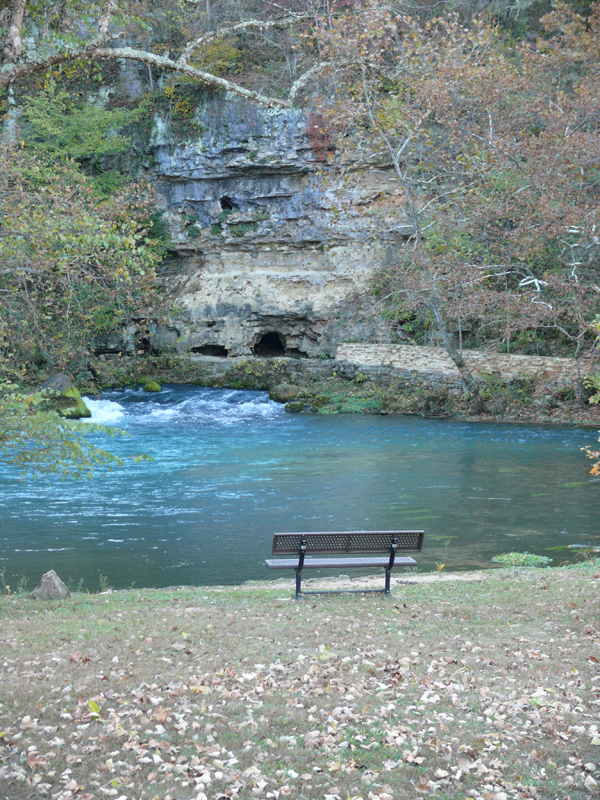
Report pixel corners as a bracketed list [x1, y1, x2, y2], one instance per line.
[285, 401, 306, 413]
[143, 380, 162, 392]
[30, 570, 70, 600]
[40, 374, 91, 419]
[269, 383, 300, 403]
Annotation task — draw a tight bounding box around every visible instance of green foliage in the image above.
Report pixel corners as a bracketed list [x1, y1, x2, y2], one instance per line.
[188, 38, 241, 77]
[21, 81, 147, 163]
[90, 169, 128, 198]
[491, 552, 552, 567]
[477, 371, 535, 406]
[584, 373, 600, 405]
[216, 208, 234, 223]
[229, 222, 258, 237]
[0, 146, 162, 375]
[0, 383, 126, 479]
[97, 574, 113, 593]
[148, 212, 174, 254]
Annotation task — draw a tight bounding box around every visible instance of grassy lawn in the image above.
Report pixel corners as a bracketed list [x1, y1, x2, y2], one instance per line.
[1, 566, 599, 800]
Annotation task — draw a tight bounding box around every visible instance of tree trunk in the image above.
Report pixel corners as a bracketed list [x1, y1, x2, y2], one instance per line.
[2, 0, 26, 61]
[428, 294, 479, 396]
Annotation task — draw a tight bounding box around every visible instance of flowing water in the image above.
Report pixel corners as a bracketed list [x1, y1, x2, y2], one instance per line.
[0, 385, 598, 591]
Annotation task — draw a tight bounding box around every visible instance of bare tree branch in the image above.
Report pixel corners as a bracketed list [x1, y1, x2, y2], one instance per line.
[289, 61, 337, 103]
[0, 3, 304, 107]
[176, 14, 310, 68]
[93, 47, 291, 107]
[0, 1, 119, 90]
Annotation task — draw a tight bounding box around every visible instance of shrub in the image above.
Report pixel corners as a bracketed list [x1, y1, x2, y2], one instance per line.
[491, 552, 552, 567]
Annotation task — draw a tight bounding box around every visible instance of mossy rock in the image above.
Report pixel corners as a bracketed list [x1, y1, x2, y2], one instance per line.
[269, 383, 300, 403]
[143, 381, 162, 392]
[285, 401, 305, 413]
[39, 374, 91, 419]
[56, 386, 92, 419]
[136, 376, 155, 385]
[310, 394, 331, 409]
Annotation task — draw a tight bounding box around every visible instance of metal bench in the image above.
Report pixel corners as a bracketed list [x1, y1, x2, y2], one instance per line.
[265, 530, 424, 599]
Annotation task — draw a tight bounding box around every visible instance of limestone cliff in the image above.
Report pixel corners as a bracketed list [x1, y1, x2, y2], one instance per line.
[145, 93, 411, 359]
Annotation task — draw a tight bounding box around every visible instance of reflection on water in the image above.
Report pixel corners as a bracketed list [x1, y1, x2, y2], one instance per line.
[0, 386, 598, 590]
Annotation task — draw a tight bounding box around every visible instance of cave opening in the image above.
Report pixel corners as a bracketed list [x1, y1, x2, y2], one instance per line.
[190, 344, 228, 357]
[252, 332, 286, 357]
[220, 196, 238, 211]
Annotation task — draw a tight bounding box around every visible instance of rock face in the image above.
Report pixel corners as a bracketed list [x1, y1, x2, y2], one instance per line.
[147, 94, 411, 359]
[30, 570, 70, 600]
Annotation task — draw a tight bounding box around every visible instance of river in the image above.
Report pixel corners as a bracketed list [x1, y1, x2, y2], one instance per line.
[0, 385, 597, 591]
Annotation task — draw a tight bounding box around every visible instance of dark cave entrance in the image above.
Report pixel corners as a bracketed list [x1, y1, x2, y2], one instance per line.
[252, 332, 286, 357]
[220, 196, 238, 211]
[189, 344, 228, 357]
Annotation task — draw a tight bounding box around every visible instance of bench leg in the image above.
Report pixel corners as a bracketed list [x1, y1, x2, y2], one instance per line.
[384, 569, 392, 596]
[295, 570, 302, 599]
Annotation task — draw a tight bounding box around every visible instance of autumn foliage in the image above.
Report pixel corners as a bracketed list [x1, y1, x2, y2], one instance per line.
[310, 1, 600, 360]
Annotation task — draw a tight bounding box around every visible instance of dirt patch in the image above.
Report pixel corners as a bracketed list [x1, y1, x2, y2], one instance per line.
[242, 570, 488, 595]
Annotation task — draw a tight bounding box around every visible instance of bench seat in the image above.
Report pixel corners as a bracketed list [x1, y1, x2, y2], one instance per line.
[265, 556, 418, 569]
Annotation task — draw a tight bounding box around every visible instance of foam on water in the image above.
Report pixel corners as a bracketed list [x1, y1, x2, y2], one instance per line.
[100, 386, 283, 428]
[84, 397, 125, 424]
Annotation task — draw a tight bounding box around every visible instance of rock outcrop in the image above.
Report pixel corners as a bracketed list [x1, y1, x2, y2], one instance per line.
[145, 94, 410, 359]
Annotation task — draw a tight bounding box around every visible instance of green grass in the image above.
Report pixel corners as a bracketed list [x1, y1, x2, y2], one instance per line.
[1, 568, 599, 799]
[491, 551, 553, 567]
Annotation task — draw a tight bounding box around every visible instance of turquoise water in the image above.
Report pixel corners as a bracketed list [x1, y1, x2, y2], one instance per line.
[0, 385, 598, 591]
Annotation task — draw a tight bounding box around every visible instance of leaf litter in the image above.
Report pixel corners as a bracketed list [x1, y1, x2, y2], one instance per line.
[0, 567, 599, 799]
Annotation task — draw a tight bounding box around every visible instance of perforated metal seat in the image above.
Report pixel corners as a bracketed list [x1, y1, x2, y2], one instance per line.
[265, 556, 418, 569]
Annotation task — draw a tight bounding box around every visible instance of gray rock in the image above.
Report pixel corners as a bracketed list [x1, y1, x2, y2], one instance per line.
[40, 373, 73, 394]
[30, 570, 70, 600]
[269, 383, 300, 403]
[339, 362, 356, 380]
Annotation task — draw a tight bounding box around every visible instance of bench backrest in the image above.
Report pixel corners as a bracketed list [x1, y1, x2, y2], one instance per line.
[271, 530, 424, 555]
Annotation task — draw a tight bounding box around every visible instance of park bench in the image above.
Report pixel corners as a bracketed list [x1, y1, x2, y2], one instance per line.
[265, 530, 424, 599]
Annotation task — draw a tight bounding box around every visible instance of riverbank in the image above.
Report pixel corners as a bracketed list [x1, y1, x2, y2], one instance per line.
[2, 564, 599, 800]
[70, 353, 600, 428]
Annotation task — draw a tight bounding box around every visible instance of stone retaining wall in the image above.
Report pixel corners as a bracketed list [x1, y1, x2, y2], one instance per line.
[335, 343, 595, 384]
